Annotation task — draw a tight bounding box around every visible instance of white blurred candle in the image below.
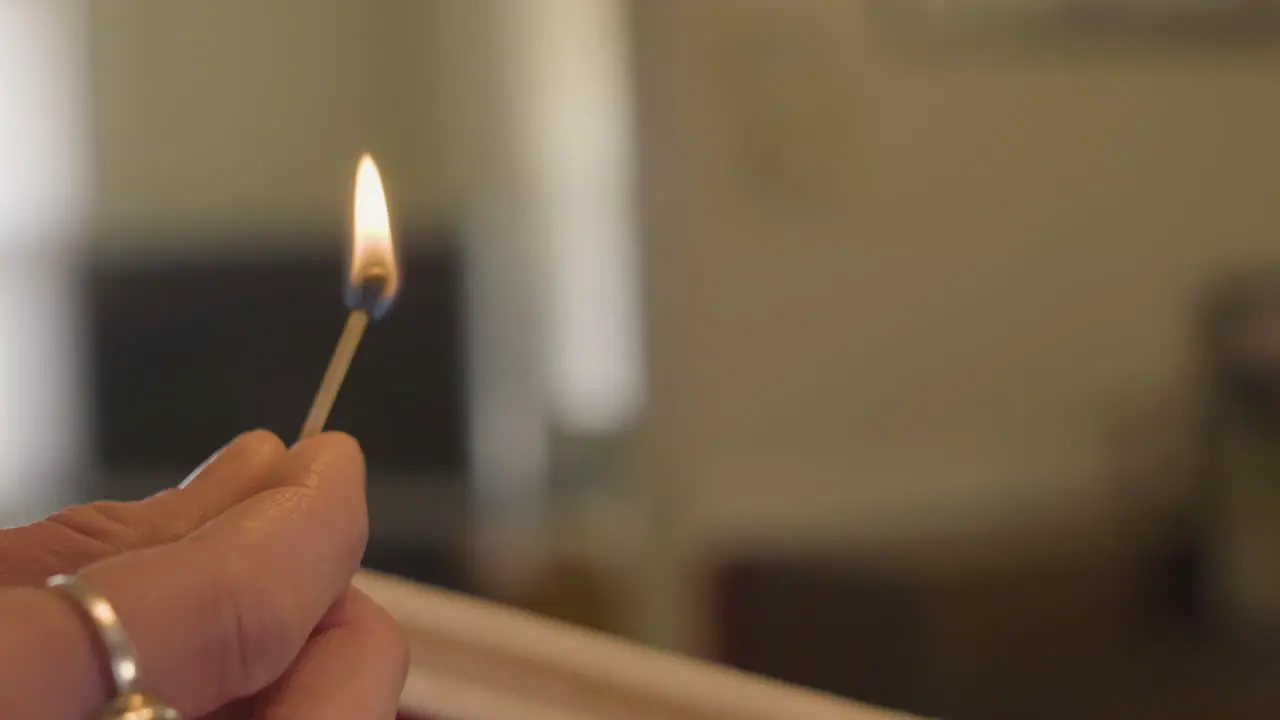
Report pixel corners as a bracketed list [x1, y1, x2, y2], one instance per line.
[512, 0, 644, 435]
[464, 0, 642, 590]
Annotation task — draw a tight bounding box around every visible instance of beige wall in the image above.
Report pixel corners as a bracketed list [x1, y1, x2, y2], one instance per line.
[634, 0, 1280, 549]
[88, 0, 438, 245]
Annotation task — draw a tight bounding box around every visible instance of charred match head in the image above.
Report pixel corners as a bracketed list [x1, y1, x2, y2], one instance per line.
[347, 153, 399, 319]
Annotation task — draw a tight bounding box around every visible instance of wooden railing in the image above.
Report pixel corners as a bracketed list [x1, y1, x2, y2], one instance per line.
[356, 569, 919, 720]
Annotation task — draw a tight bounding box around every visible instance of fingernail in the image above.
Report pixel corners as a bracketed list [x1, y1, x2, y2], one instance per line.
[177, 436, 237, 489]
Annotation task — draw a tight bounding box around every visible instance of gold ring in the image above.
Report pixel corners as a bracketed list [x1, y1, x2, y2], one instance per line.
[46, 574, 182, 720]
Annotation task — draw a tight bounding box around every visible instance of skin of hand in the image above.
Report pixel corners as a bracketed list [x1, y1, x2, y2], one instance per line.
[0, 430, 409, 719]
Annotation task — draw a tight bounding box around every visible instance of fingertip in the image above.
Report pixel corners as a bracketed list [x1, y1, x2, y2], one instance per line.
[351, 589, 408, 657]
[288, 432, 365, 484]
[164, 429, 289, 527]
[345, 590, 411, 703]
[291, 430, 361, 455]
[360, 592, 411, 688]
[272, 431, 367, 544]
[237, 428, 287, 457]
[246, 588, 409, 719]
[178, 429, 285, 491]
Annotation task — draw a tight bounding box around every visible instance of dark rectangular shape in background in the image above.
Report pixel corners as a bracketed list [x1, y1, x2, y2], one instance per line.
[83, 232, 468, 477]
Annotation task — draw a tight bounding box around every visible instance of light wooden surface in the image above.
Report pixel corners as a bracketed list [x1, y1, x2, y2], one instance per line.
[355, 568, 920, 720]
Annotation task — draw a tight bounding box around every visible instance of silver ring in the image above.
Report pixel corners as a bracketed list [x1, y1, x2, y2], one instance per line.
[47, 574, 141, 695]
[47, 573, 182, 720]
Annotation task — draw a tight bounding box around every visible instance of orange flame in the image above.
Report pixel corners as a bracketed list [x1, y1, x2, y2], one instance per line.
[348, 153, 398, 316]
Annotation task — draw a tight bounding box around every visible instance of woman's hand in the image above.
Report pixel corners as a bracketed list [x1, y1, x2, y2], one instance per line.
[0, 430, 408, 719]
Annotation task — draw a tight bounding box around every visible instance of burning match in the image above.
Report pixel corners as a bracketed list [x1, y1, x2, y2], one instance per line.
[298, 153, 399, 440]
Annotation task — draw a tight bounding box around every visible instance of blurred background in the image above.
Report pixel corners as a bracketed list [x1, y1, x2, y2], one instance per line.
[5, 0, 1280, 717]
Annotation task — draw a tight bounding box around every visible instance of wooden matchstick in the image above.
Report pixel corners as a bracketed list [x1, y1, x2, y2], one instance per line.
[299, 309, 371, 439]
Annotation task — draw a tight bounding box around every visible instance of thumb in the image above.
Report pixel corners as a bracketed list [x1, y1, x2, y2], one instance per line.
[0, 433, 367, 719]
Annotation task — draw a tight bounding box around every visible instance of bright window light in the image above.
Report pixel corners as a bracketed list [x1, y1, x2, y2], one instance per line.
[0, 0, 89, 523]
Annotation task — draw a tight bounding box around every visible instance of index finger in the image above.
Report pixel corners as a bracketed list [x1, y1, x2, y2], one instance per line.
[0, 432, 368, 719]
